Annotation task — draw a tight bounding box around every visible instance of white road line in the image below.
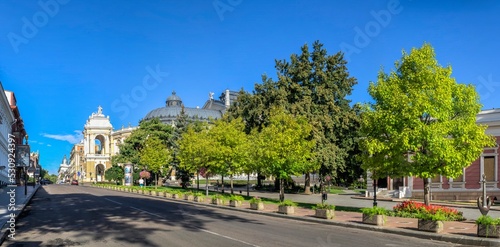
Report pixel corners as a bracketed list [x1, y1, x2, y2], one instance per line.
[127, 206, 260, 247]
[199, 229, 261, 247]
[130, 206, 164, 218]
[104, 198, 122, 205]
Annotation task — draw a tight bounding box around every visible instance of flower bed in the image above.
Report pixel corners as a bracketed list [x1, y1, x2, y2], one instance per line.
[391, 200, 464, 221]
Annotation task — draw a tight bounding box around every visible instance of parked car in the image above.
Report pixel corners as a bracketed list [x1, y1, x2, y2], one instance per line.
[71, 180, 79, 185]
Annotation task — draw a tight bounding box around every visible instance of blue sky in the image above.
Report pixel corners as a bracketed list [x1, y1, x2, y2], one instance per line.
[1, 0, 499, 175]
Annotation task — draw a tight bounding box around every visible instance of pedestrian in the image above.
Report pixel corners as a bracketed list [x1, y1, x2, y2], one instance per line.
[139, 178, 144, 188]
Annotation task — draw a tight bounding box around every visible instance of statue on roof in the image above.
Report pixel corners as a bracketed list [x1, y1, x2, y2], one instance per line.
[97, 105, 103, 114]
[209, 92, 214, 100]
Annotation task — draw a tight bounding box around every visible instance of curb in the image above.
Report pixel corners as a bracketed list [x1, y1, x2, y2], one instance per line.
[0, 185, 40, 245]
[95, 186, 500, 246]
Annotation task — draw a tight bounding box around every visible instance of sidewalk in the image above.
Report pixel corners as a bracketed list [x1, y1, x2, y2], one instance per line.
[0, 184, 40, 244]
[195, 186, 500, 246]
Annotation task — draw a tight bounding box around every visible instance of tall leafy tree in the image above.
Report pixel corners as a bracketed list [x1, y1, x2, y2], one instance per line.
[360, 43, 495, 205]
[178, 123, 213, 194]
[228, 41, 360, 192]
[254, 109, 315, 201]
[113, 118, 174, 182]
[207, 117, 250, 194]
[105, 165, 124, 184]
[140, 136, 172, 189]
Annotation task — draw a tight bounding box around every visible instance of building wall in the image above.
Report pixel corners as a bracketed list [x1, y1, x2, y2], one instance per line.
[409, 110, 500, 200]
[0, 83, 15, 185]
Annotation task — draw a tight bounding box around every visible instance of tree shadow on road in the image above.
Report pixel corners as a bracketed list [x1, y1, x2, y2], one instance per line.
[6, 185, 264, 247]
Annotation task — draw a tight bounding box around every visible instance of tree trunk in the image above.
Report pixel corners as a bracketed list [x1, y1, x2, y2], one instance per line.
[221, 176, 225, 194]
[155, 173, 158, 190]
[205, 177, 209, 197]
[230, 176, 234, 194]
[304, 173, 311, 194]
[279, 178, 285, 202]
[246, 174, 250, 197]
[257, 173, 263, 188]
[423, 177, 431, 205]
[197, 173, 200, 190]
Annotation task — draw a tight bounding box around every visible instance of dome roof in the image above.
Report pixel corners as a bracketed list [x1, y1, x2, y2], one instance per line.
[143, 91, 223, 124]
[166, 91, 182, 106]
[144, 106, 222, 122]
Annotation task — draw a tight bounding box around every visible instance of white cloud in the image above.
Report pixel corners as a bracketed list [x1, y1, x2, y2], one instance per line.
[47, 144, 52, 147]
[42, 130, 82, 144]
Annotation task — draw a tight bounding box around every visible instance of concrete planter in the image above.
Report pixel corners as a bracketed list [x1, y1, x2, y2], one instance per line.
[418, 219, 443, 233]
[362, 214, 385, 226]
[184, 195, 194, 201]
[315, 209, 335, 219]
[250, 202, 264, 210]
[172, 193, 180, 199]
[278, 206, 295, 215]
[477, 224, 500, 238]
[229, 200, 242, 207]
[164, 193, 172, 198]
[194, 196, 204, 202]
[212, 198, 224, 205]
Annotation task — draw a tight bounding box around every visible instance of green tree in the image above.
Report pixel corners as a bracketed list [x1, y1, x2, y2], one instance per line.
[113, 118, 174, 181]
[140, 136, 171, 189]
[360, 43, 495, 205]
[178, 123, 213, 193]
[105, 165, 124, 184]
[227, 41, 360, 193]
[207, 117, 250, 194]
[254, 109, 315, 201]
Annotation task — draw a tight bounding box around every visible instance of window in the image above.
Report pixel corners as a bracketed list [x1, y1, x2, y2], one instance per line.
[484, 156, 495, 182]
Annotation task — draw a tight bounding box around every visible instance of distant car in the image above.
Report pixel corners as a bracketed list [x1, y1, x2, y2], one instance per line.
[71, 180, 78, 185]
[41, 179, 52, 185]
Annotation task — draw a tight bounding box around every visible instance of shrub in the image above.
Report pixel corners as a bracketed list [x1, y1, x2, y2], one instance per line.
[313, 203, 335, 210]
[361, 206, 388, 216]
[229, 195, 244, 202]
[211, 194, 227, 203]
[476, 215, 500, 226]
[279, 200, 297, 207]
[249, 196, 262, 204]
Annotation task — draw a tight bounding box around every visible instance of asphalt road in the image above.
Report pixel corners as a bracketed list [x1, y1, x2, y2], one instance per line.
[5, 185, 471, 247]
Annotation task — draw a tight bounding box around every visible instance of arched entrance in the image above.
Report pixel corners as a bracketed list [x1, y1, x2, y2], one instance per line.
[95, 164, 105, 182]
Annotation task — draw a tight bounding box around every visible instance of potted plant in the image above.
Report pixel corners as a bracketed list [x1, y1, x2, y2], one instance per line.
[416, 210, 446, 233]
[194, 192, 205, 202]
[211, 194, 226, 205]
[361, 206, 387, 226]
[314, 203, 335, 219]
[184, 191, 194, 201]
[229, 195, 244, 207]
[278, 200, 297, 215]
[249, 197, 264, 210]
[171, 190, 181, 199]
[164, 190, 172, 198]
[476, 215, 500, 238]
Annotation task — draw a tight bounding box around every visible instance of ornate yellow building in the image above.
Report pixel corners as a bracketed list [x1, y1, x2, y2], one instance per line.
[68, 106, 135, 182]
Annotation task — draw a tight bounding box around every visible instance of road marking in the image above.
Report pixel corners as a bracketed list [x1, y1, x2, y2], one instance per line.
[104, 198, 122, 205]
[199, 229, 260, 247]
[130, 206, 164, 218]
[128, 206, 260, 247]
